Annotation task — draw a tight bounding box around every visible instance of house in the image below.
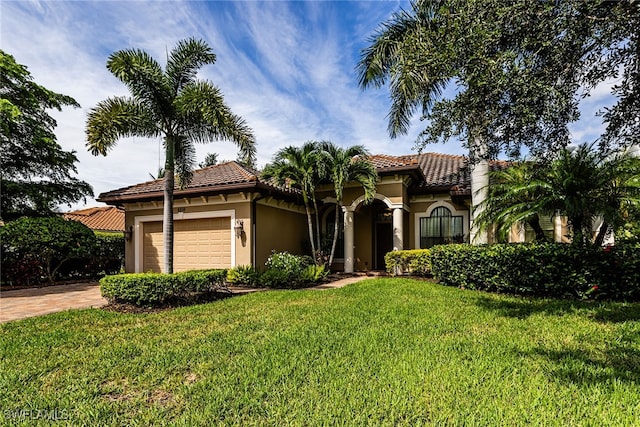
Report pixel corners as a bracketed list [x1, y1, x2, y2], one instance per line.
[97, 152, 568, 273]
[63, 206, 125, 233]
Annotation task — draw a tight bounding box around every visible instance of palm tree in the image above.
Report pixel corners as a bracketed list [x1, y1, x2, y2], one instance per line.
[357, 1, 491, 244]
[476, 144, 640, 246]
[475, 162, 551, 242]
[318, 142, 378, 267]
[262, 142, 323, 262]
[86, 38, 255, 273]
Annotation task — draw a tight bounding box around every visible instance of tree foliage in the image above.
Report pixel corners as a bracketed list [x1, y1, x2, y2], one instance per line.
[358, 0, 639, 159]
[86, 38, 255, 273]
[476, 145, 640, 246]
[0, 216, 96, 284]
[317, 142, 378, 266]
[0, 50, 93, 219]
[263, 142, 324, 262]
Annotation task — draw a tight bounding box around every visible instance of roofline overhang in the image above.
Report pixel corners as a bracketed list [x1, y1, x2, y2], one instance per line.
[97, 181, 301, 206]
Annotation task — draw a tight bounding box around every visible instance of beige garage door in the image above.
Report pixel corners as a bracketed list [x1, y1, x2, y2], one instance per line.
[142, 217, 231, 272]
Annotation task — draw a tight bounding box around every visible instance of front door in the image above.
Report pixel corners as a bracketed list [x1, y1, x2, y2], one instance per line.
[375, 222, 393, 270]
[374, 205, 393, 270]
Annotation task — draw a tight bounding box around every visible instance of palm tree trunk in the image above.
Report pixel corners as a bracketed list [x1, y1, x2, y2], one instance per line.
[163, 136, 175, 274]
[303, 197, 317, 260]
[328, 203, 340, 268]
[594, 221, 610, 247]
[312, 197, 322, 264]
[527, 214, 549, 242]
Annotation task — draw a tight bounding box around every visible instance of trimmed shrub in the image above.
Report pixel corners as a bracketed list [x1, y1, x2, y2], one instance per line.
[226, 265, 260, 287]
[1, 216, 96, 285]
[100, 269, 228, 306]
[385, 249, 431, 276]
[430, 243, 640, 301]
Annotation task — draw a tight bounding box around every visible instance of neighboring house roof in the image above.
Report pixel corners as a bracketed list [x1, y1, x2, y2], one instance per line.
[63, 206, 125, 232]
[97, 161, 299, 204]
[97, 153, 508, 205]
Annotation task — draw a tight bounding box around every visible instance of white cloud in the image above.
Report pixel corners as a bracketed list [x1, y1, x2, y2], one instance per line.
[1, 0, 459, 211]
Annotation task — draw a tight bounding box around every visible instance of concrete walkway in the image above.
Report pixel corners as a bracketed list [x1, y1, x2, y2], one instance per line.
[0, 275, 373, 324]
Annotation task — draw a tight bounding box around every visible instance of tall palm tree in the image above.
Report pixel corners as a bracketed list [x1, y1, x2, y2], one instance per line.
[86, 38, 255, 273]
[262, 142, 323, 262]
[318, 142, 378, 267]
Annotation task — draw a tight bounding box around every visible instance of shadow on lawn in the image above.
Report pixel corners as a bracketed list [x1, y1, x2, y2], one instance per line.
[475, 294, 640, 385]
[474, 294, 640, 323]
[527, 341, 640, 385]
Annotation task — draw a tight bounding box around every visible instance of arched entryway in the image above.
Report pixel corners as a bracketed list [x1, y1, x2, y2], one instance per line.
[342, 193, 406, 272]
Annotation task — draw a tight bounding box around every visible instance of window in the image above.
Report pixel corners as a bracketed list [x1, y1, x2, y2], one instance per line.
[524, 215, 555, 242]
[324, 209, 344, 259]
[420, 207, 464, 248]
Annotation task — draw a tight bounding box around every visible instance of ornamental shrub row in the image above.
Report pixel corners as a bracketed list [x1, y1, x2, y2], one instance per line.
[430, 243, 640, 301]
[385, 249, 431, 276]
[100, 269, 228, 306]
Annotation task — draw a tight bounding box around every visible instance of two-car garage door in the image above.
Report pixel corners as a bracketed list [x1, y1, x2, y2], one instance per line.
[142, 217, 231, 272]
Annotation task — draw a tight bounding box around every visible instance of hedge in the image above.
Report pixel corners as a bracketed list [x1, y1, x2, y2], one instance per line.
[385, 249, 431, 276]
[430, 243, 640, 301]
[100, 269, 228, 306]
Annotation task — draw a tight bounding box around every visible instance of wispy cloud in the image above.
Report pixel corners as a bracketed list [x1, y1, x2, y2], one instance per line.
[4, 0, 617, 212]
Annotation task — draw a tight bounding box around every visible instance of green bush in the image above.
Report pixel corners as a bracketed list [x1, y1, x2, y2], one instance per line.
[430, 243, 640, 301]
[259, 269, 292, 288]
[260, 251, 319, 288]
[100, 269, 228, 306]
[385, 249, 431, 276]
[226, 265, 260, 287]
[1, 216, 96, 285]
[299, 264, 328, 283]
[92, 231, 125, 274]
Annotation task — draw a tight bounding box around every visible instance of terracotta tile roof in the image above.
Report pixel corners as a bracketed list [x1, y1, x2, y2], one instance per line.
[98, 154, 509, 204]
[98, 161, 297, 203]
[63, 206, 125, 232]
[369, 154, 419, 169]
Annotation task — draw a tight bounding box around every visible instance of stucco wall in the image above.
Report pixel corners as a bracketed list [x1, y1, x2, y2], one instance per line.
[255, 202, 308, 269]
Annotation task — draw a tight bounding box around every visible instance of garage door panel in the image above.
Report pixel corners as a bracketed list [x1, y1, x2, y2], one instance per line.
[142, 217, 231, 272]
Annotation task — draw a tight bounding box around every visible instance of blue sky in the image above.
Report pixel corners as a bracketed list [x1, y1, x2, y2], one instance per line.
[1, 0, 614, 210]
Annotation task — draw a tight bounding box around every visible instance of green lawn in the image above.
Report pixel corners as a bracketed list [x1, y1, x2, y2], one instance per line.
[1, 278, 640, 426]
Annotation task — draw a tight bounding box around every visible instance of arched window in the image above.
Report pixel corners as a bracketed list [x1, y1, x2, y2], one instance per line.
[419, 207, 463, 248]
[324, 209, 344, 259]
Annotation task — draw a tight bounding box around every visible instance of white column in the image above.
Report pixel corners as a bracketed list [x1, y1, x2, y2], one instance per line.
[392, 208, 403, 251]
[469, 137, 489, 244]
[554, 214, 563, 243]
[343, 207, 355, 273]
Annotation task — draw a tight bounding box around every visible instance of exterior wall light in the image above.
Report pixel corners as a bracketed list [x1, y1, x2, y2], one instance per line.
[234, 219, 244, 238]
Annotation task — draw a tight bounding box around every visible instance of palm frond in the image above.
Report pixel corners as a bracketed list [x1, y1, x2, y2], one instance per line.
[165, 38, 217, 95]
[86, 97, 158, 156]
[106, 49, 170, 113]
[175, 81, 256, 168]
[174, 136, 196, 189]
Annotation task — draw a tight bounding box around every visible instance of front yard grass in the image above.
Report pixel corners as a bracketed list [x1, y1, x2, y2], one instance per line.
[1, 278, 639, 425]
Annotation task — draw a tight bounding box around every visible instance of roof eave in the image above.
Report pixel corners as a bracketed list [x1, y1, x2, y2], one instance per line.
[97, 181, 300, 205]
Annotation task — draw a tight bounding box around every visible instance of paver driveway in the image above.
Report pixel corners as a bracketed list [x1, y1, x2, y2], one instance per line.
[0, 282, 107, 323]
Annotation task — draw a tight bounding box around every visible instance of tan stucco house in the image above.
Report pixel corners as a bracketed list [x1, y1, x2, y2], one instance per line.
[97, 152, 566, 273]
